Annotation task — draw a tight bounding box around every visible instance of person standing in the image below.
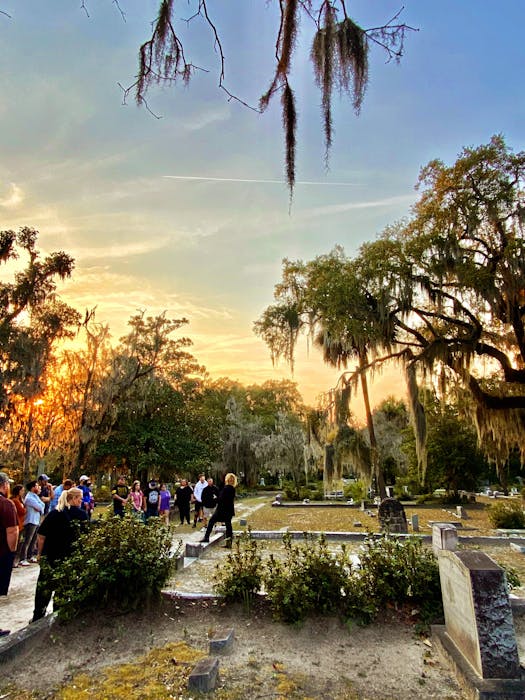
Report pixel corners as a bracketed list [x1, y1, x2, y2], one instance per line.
[130, 480, 145, 519]
[37, 474, 54, 516]
[200, 473, 237, 547]
[31, 487, 88, 622]
[49, 478, 74, 512]
[79, 475, 93, 520]
[19, 480, 44, 565]
[144, 479, 161, 520]
[0, 471, 19, 636]
[111, 475, 130, 517]
[201, 478, 219, 527]
[192, 474, 207, 528]
[175, 479, 193, 525]
[10, 484, 26, 567]
[158, 482, 171, 525]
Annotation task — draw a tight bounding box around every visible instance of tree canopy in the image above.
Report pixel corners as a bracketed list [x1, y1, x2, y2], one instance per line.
[256, 136, 525, 482]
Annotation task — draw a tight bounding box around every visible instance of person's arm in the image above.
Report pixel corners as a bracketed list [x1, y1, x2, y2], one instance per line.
[6, 525, 18, 552]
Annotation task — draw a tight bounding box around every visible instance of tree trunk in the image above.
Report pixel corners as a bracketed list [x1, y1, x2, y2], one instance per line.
[359, 352, 387, 500]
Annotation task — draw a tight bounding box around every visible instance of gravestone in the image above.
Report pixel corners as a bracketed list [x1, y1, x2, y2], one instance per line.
[411, 514, 419, 532]
[378, 498, 408, 534]
[432, 523, 458, 555]
[436, 550, 521, 680]
[456, 505, 468, 519]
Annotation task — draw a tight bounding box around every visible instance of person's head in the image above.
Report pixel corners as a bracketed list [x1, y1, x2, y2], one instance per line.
[160, 482, 166, 490]
[65, 487, 83, 508]
[207, 478, 214, 486]
[149, 479, 158, 488]
[26, 480, 40, 494]
[224, 473, 237, 487]
[117, 475, 126, 485]
[0, 471, 12, 496]
[199, 474, 206, 483]
[181, 479, 188, 487]
[132, 480, 141, 492]
[79, 475, 88, 484]
[63, 479, 74, 490]
[11, 484, 24, 499]
[38, 474, 49, 484]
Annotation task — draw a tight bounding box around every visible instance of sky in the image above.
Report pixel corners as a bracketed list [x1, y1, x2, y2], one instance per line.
[0, 1, 524, 417]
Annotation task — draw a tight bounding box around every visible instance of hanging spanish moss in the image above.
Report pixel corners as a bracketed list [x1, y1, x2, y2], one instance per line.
[406, 362, 428, 485]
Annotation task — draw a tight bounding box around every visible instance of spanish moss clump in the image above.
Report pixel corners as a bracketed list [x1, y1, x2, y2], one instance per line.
[311, 11, 369, 164]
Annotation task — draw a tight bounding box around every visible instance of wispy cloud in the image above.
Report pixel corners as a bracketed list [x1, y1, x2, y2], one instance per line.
[163, 175, 359, 186]
[305, 194, 415, 217]
[69, 237, 171, 261]
[0, 183, 24, 209]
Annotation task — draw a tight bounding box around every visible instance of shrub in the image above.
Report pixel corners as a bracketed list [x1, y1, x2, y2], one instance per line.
[344, 480, 366, 502]
[93, 484, 110, 502]
[213, 531, 264, 611]
[53, 513, 176, 620]
[488, 500, 525, 529]
[264, 533, 356, 624]
[357, 535, 442, 618]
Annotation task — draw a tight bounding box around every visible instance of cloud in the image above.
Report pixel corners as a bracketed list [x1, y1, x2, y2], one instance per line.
[305, 194, 415, 218]
[69, 236, 171, 261]
[0, 183, 24, 209]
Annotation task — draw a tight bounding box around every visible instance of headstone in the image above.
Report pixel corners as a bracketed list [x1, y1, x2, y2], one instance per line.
[239, 518, 247, 526]
[209, 628, 235, 653]
[411, 514, 419, 532]
[360, 500, 366, 511]
[188, 657, 220, 692]
[432, 523, 458, 555]
[378, 498, 408, 534]
[437, 550, 521, 680]
[456, 505, 467, 519]
[385, 485, 395, 498]
[353, 521, 362, 528]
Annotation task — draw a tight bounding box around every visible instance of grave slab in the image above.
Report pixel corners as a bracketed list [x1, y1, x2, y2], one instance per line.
[188, 656, 219, 692]
[209, 627, 235, 653]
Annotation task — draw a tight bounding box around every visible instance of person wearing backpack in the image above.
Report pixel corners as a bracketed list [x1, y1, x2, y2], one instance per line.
[145, 479, 161, 519]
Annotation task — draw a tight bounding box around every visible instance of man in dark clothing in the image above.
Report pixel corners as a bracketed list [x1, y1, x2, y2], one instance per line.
[175, 479, 193, 525]
[144, 479, 160, 519]
[201, 478, 219, 527]
[31, 487, 88, 621]
[0, 470, 18, 636]
[200, 473, 237, 547]
[111, 475, 130, 516]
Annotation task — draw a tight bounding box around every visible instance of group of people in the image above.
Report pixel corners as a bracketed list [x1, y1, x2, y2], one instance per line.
[109, 472, 236, 546]
[0, 470, 91, 635]
[0, 468, 238, 636]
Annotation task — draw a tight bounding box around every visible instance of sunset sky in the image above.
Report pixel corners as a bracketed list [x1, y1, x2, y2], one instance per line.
[1, 1, 524, 416]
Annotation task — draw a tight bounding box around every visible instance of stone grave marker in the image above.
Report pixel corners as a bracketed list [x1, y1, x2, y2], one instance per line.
[411, 514, 419, 532]
[436, 550, 522, 682]
[432, 523, 458, 555]
[378, 497, 408, 534]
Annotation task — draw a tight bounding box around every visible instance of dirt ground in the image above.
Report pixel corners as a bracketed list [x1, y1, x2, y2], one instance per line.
[1, 596, 469, 700]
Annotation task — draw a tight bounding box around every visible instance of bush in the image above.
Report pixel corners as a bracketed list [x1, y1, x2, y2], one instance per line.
[93, 484, 110, 502]
[264, 533, 354, 623]
[213, 531, 263, 610]
[488, 500, 525, 529]
[344, 480, 366, 502]
[213, 532, 443, 628]
[53, 513, 176, 620]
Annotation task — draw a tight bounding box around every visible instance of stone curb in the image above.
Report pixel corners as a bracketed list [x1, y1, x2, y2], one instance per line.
[0, 614, 56, 664]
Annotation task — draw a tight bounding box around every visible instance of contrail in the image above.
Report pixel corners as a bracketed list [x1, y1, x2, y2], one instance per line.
[163, 175, 358, 186]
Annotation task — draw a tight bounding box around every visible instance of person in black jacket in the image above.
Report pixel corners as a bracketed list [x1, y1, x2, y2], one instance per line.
[175, 479, 193, 525]
[200, 477, 219, 527]
[200, 473, 237, 547]
[31, 487, 88, 621]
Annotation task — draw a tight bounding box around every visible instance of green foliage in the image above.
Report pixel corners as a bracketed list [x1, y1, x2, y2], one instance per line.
[488, 500, 525, 529]
[213, 531, 264, 611]
[264, 533, 354, 624]
[344, 480, 366, 502]
[357, 536, 442, 618]
[52, 513, 176, 620]
[213, 532, 442, 628]
[93, 484, 110, 502]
